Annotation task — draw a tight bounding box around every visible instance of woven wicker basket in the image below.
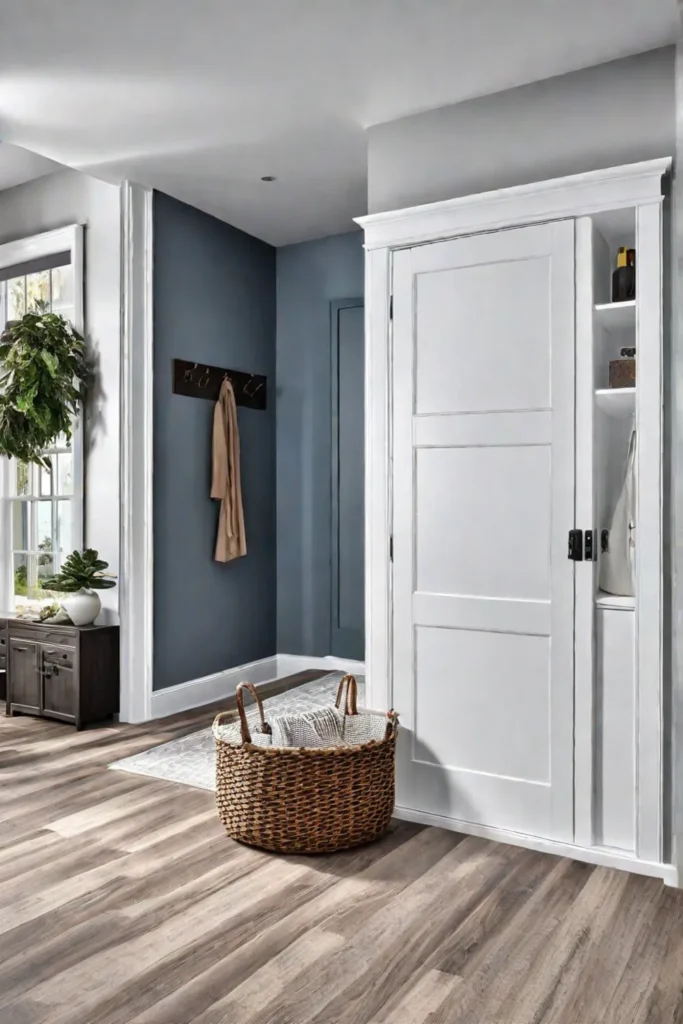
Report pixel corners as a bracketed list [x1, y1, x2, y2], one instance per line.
[213, 675, 398, 854]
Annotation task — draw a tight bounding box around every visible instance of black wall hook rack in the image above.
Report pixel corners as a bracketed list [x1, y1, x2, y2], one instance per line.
[172, 359, 267, 410]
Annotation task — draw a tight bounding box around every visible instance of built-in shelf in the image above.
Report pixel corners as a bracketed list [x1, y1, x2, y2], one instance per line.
[595, 387, 635, 418]
[594, 300, 636, 333]
[596, 591, 635, 611]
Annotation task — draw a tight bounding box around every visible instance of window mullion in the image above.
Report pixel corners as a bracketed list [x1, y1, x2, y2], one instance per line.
[29, 497, 38, 594]
[52, 497, 58, 573]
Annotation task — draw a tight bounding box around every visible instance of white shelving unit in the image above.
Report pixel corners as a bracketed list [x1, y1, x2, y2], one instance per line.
[577, 186, 662, 865]
[594, 299, 636, 332]
[595, 387, 636, 418]
[596, 591, 635, 610]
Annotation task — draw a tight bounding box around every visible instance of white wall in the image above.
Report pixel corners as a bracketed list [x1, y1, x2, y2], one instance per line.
[368, 47, 675, 213]
[0, 169, 121, 622]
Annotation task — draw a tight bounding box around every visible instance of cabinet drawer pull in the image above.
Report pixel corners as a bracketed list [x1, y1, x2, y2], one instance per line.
[13, 646, 28, 652]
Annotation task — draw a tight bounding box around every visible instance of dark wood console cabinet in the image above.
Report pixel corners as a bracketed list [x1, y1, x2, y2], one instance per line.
[2, 618, 119, 729]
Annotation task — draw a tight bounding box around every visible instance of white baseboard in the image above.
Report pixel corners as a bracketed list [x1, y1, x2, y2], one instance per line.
[275, 653, 366, 677]
[150, 655, 280, 719]
[393, 805, 678, 884]
[149, 653, 366, 720]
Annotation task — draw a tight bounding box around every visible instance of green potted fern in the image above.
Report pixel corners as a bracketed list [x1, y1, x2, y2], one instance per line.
[41, 549, 117, 626]
[0, 307, 89, 466]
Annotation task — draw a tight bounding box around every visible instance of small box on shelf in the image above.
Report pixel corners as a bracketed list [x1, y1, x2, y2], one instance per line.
[609, 348, 636, 389]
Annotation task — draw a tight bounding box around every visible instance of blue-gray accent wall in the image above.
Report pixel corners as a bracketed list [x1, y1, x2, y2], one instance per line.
[153, 191, 276, 690]
[276, 230, 364, 656]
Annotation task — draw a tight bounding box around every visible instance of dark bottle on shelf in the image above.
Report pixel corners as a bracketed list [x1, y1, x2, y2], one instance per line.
[612, 247, 636, 303]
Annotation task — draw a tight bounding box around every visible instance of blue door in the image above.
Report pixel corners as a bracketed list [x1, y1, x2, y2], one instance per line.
[331, 299, 364, 660]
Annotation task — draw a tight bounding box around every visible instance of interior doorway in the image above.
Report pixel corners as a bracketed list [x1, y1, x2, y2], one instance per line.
[330, 298, 364, 660]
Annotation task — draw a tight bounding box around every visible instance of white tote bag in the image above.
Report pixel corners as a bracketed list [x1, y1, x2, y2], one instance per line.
[599, 428, 636, 597]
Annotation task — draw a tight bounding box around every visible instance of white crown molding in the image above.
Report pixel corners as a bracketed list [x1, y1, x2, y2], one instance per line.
[119, 182, 154, 724]
[355, 157, 672, 250]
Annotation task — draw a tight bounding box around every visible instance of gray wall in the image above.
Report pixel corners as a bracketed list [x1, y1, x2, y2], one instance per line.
[0, 168, 121, 622]
[276, 230, 364, 655]
[368, 47, 675, 213]
[153, 191, 276, 690]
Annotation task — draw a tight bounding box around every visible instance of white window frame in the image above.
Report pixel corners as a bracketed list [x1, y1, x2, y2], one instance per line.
[0, 225, 85, 611]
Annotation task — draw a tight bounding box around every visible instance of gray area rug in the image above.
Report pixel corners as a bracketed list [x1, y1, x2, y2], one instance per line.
[109, 672, 366, 792]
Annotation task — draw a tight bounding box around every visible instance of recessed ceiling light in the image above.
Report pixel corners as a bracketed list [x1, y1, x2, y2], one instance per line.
[261, 175, 276, 182]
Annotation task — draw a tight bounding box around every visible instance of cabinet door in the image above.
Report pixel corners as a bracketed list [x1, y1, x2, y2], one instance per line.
[9, 641, 41, 712]
[41, 648, 77, 721]
[392, 221, 576, 842]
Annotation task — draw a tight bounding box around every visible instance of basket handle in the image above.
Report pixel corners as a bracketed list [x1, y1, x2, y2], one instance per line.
[385, 710, 399, 740]
[213, 709, 237, 730]
[236, 682, 272, 744]
[335, 674, 358, 716]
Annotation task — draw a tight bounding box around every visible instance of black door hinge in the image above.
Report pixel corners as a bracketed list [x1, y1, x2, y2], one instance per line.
[568, 528, 583, 561]
[389, 295, 393, 321]
[584, 529, 594, 562]
[389, 535, 394, 562]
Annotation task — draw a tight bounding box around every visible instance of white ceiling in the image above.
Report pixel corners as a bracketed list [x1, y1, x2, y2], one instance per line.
[0, 0, 678, 245]
[0, 142, 64, 193]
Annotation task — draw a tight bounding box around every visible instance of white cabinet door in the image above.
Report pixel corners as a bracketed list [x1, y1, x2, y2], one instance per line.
[392, 221, 576, 842]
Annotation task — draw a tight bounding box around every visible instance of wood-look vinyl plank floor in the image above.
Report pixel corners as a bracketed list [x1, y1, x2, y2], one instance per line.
[2, 670, 683, 1024]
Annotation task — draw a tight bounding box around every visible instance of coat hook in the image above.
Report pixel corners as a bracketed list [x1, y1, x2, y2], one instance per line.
[242, 375, 263, 398]
[184, 362, 199, 384]
[198, 367, 211, 388]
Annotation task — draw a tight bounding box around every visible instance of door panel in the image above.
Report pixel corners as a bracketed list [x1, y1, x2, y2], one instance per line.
[331, 299, 365, 660]
[414, 626, 550, 782]
[415, 257, 550, 415]
[42, 659, 76, 720]
[416, 445, 551, 601]
[392, 221, 576, 842]
[9, 641, 40, 711]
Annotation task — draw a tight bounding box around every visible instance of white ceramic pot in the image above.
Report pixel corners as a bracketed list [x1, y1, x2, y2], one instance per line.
[62, 588, 101, 626]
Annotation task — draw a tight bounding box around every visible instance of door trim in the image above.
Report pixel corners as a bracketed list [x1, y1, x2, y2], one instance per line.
[119, 182, 154, 723]
[330, 297, 364, 659]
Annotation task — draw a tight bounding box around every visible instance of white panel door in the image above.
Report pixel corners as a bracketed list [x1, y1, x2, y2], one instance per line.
[392, 221, 576, 842]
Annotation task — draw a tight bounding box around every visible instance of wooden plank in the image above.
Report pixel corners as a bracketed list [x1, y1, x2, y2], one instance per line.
[1, 677, 683, 1024]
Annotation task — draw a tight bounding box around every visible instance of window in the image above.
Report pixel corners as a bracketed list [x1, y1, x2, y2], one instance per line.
[3, 259, 73, 321]
[7, 436, 76, 608]
[0, 228, 84, 611]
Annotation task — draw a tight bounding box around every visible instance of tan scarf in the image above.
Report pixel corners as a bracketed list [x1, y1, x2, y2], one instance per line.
[211, 378, 247, 562]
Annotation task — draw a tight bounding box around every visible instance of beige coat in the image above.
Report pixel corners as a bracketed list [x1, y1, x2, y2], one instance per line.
[211, 378, 247, 562]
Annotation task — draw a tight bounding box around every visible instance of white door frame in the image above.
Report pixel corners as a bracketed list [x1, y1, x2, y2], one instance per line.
[119, 181, 154, 723]
[355, 157, 670, 714]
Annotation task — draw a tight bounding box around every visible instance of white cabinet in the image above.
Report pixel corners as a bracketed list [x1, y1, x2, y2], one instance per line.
[357, 157, 672, 881]
[595, 606, 636, 853]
